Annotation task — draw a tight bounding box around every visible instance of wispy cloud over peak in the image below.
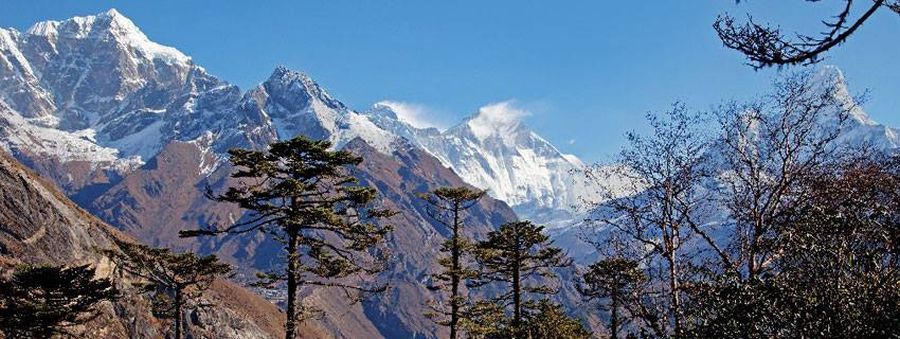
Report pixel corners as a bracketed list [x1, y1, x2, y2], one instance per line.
[468, 100, 531, 140]
[374, 100, 447, 130]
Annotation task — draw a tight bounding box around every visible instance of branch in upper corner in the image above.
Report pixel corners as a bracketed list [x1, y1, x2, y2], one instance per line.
[714, 0, 887, 69]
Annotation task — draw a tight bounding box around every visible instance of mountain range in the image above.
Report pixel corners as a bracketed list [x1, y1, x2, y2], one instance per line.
[0, 9, 597, 225]
[0, 9, 600, 337]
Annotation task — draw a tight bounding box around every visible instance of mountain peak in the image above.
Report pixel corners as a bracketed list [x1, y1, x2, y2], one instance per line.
[811, 65, 876, 126]
[264, 66, 346, 111]
[369, 102, 400, 120]
[463, 101, 530, 142]
[103, 8, 123, 17]
[268, 65, 315, 84]
[25, 9, 190, 65]
[27, 8, 135, 37]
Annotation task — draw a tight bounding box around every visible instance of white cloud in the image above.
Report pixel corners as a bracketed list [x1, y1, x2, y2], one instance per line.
[568, 139, 576, 145]
[375, 100, 447, 130]
[468, 100, 531, 140]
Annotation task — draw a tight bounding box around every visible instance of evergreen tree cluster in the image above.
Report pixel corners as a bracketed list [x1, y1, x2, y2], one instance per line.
[420, 188, 591, 339]
[0, 264, 117, 338]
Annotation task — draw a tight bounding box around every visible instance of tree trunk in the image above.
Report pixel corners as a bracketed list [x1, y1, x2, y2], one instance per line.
[174, 288, 183, 339]
[285, 229, 299, 339]
[512, 224, 522, 338]
[748, 218, 763, 280]
[610, 291, 619, 339]
[449, 202, 461, 339]
[512, 268, 521, 337]
[665, 249, 682, 337]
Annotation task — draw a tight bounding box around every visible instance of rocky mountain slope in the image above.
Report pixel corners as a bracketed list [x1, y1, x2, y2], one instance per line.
[0, 150, 303, 338]
[84, 135, 525, 338]
[0, 9, 271, 196]
[0, 9, 598, 226]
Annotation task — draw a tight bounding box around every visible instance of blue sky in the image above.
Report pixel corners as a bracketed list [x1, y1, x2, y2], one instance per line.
[2, 1, 898, 161]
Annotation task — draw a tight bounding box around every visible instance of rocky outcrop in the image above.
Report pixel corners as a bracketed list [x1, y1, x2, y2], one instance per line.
[0, 150, 299, 338]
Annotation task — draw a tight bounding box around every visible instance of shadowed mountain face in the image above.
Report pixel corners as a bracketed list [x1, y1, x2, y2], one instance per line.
[0, 150, 298, 338]
[85, 136, 522, 338]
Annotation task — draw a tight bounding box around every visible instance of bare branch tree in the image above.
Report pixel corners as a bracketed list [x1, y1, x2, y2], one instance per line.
[715, 0, 896, 69]
[713, 70, 855, 280]
[582, 104, 712, 337]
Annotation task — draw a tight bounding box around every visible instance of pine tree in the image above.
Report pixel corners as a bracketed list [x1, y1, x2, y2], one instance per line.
[459, 300, 508, 338]
[101, 241, 232, 339]
[180, 136, 394, 339]
[578, 258, 645, 339]
[0, 264, 118, 338]
[520, 300, 592, 339]
[418, 186, 486, 339]
[464, 300, 592, 339]
[468, 220, 571, 337]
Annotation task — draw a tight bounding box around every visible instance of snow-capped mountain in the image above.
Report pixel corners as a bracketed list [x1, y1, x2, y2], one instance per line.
[554, 67, 899, 263]
[238, 66, 398, 153]
[0, 9, 597, 224]
[365, 101, 600, 224]
[824, 67, 899, 150]
[0, 10, 403, 184]
[0, 9, 254, 170]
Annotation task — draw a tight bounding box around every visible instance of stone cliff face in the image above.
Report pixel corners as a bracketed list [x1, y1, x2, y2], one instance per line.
[0, 150, 312, 338]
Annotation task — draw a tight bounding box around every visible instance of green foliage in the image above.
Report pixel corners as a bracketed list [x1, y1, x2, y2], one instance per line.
[580, 258, 645, 301]
[464, 300, 592, 339]
[419, 186, 486, 339]
[469, 220, 572, 332]
[459, 300, 508, 338]
[520, 300, 593, 339]
[101, 241, 232, 339]
[0, 264, 118, 338]
[180, 136, 394, 339]
[579, 258, 645, 339]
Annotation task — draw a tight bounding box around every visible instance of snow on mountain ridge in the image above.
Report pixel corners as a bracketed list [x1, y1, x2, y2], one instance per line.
[0, 9, 242, 176]
[817, 66, 899, 150]
[25, 8, 191, 65]
[373, 101, 445, 130]
[466, 101, 531, 143]
[0, 9, 604, 224]
[363, 101, 601, 225]
[247, 66, 397, 153]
